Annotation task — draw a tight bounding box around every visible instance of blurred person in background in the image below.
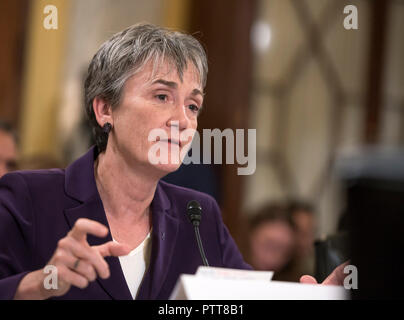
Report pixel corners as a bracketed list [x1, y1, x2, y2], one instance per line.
[248, 203, 299, 281]
[287, 200, 316, 277]
[0, 121, 18, 178]
[248, 201, 319, 282]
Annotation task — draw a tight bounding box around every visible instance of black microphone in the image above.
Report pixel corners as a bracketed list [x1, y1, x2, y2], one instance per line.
[187, 200, 209, 266]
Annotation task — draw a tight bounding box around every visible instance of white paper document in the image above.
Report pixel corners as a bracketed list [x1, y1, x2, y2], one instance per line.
[170, 267, 349, 300]
[195, 266, 273, 281]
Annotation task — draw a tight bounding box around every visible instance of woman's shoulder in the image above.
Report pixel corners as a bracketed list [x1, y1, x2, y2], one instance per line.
[1, 168, 65, 181]
[0, 168, 66, 194]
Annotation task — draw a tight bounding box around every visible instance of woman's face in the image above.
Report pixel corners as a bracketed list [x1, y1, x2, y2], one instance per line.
[109, 59, 203, 176]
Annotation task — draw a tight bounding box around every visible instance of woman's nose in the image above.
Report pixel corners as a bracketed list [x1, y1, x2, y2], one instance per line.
[167, 104, 189, 130]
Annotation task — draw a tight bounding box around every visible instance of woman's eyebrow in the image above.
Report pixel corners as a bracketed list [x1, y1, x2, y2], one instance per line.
[151, 79, 204, 97]
[151, 79, 178, 88]
[192, 88, 204, 97]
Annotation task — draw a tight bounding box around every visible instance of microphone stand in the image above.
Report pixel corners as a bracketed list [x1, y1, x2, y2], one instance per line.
[187, 200, 209, 267]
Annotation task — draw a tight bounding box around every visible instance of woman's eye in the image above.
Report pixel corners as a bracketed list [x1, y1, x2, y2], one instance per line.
[156, 94, 167, 101]
[188, 104, 199, 113]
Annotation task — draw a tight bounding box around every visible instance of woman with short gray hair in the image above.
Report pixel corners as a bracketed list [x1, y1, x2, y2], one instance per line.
[0, 23, 249, 300]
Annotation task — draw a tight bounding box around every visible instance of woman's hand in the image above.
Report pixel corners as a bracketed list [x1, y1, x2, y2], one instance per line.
[14, 218, 131, 300]
[299, 260, 350, 286]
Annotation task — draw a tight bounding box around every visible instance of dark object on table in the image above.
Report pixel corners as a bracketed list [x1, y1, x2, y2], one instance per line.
[314, 231, 349, 283]
[337, 148, 404, 299]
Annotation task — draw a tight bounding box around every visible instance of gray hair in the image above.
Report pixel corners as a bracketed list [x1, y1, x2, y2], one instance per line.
[84, 23, 208, 153]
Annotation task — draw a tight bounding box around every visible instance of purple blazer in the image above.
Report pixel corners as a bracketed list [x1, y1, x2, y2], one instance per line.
[0, 147, 251, 300]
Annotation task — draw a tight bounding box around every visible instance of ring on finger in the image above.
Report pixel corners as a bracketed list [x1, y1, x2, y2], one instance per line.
[73, 258, 80, 270]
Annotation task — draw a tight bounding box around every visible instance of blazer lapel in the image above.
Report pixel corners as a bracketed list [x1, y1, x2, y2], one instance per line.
[64, 146, 132, 300]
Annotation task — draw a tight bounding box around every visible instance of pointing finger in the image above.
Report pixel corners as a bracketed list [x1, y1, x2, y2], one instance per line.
[94, 241, 132, 258]
[68, 218, 109, 242]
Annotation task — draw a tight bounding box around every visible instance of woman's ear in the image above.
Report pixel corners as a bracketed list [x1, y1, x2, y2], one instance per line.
[93, 97, 113, 127]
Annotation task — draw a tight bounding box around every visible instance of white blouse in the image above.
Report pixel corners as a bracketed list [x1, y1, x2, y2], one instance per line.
[113, 230, 152, 299]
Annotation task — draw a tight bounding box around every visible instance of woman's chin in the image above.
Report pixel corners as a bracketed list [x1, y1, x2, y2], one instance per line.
[153, 162, 183, 175]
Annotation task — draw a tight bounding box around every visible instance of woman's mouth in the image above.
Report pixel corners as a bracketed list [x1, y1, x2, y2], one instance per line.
[159, 138, 180, 147]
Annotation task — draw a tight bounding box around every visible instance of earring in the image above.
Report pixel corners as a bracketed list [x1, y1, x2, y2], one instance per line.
[102, 122, 112, 134]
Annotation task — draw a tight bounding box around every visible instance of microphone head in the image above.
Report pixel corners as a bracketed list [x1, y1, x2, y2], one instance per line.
[187, 200, 202, 226]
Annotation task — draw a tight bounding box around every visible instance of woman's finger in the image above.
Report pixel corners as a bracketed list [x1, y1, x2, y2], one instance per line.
[51, 248, 77, 269]
[58, 237, 110, 279]
[94, 241, 132, 258]
[68, 218, 109, 242]
[299, 275, 318, 284]
[71, 260, 97, 282]
[322, 260, 350, 286]
[57, 265, 89, 289]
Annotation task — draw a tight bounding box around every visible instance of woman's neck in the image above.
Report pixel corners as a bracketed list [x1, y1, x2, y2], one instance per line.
[94, 146, 159, 224]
